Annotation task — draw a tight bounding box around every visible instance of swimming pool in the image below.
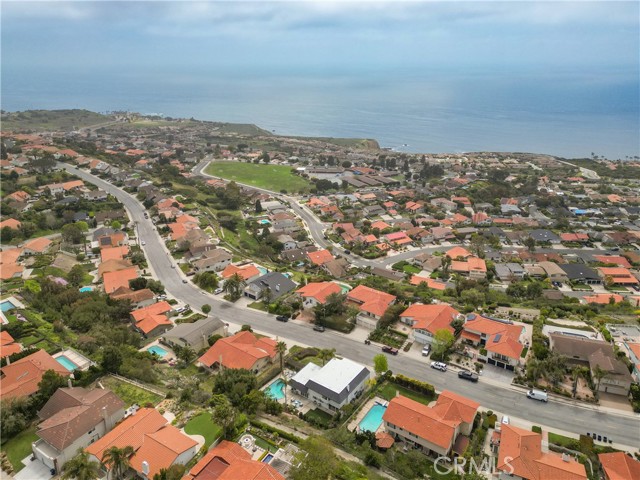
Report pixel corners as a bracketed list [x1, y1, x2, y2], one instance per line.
[79, 286, 93, 293]
[257, 266, 268, 275]
[147, 345, 168, 357]
[262, 453, 274, 463]
[359, 403, 387, 432]
[56, 355, 79, 371]
[266, 379, 286, 400]
[0, 300, 16, 312]
[259, 219, 271, 225]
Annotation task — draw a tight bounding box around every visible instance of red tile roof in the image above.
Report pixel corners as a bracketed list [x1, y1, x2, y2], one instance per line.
[0, 331, 22, 358]
[497, 424, 587, 480]
[184, 440, 284, 480]
[0, 349, 70, 401]
[584, 294, 624, 305]
[23, 237, 52, 253]
[401, 304, 459, 335]
[598, 452, 640, 480]
[221, 264, 261, 281]
[463, 315, 524, 359]
[296, 282, 342, 304]
[198, 331, 277, 370]
[103, 267, 139, 294]
[100, 246, 130, 262]
[347, 285, 396, 317]
[410, 276, 446, 290]
[0, 218, 22, 230]
[307, 249, 335, 266]
[593, 256, 632, 269]
[598, 267, 639, 285]
[446, 247, 472, 259]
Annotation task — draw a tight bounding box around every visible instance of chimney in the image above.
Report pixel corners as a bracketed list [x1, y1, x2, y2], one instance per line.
[562, 454, 570, 463]
[141, 460, 150, 477]
[102, 406, 111, 430]
[6, 356, 10, 365]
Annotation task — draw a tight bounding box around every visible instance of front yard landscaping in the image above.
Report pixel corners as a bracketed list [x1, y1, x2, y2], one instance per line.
[1, 425, 38, 473]
[184, 412, 221, 448]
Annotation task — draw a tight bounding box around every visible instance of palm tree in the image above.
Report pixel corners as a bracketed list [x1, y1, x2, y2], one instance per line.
[276, 341, 287, 373]
[102, 445, 134, 480]
[223, 273, 246, 301]
[441, 255, 452, 279]
[592, 365, 608, 399]
[318, 348, 336, 366]
[62, 449, 100, 480]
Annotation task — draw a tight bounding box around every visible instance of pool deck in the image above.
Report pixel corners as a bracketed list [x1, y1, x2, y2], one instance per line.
[1, 295, 26, 310]
[53, 349, 94, 371]
[141, 339, 177, 362]
[260, 371, 313, 414]
[348, 396, 388, 433]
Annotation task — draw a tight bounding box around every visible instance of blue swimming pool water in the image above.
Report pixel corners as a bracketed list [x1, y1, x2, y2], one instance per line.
[79, 286, 93, 293]
[0, 300, 16, 312]
[262, 453, 274, 463]
[56, 355, 79, 371]
[147, 345, 168, 357]
[259, 219, 271, 225]
[359, 404, 387, 432]
[266, 379, 286, 400]
[257, 266, 268, 275]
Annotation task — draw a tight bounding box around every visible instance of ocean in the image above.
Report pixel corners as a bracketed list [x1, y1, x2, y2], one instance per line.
[2, 67, 638, 159]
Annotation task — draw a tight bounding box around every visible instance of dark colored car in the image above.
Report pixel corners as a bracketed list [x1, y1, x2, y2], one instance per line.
[276, 315, 290, 322]
[313, 324, 326, 332]
[457, 370, 479, 382]
[382, 345, 399, 355]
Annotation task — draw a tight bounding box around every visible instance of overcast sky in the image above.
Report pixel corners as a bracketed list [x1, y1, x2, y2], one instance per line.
[2, 1, 639, 78]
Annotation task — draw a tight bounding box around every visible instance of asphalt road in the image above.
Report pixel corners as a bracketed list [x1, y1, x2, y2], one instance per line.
[62, 163, 640, 448]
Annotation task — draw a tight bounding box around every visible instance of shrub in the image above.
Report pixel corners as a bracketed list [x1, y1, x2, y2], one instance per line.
[532, 426, 542, 434]
[392, 374, 435, 397]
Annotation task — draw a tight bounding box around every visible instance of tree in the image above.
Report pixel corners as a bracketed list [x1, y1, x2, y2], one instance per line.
[318, 348, 336, 366]
[62, 223, 85, 244]
[276, 341, 287, 373]
[67, 265, 86, 287]
[524, 237, 536, 252]
[592, 365, 607, 396]
[102, 445, 134, 480]
[201, 304, 212, 314]
[212, 397, 237, 439]
[146, 279, 165, 294]
[461, 288, 485, 309]
[194, 272, 218, 292]
[128, 277, 148, 291]
[441, 255, 452, 279]
[431, 329, 455, 361]
[36, 370, 67, 405]
[101, 346, 123, 373]
[255, 199, 263, 213]
[153, 465, 186, 480]
[176, 346, 196, 366]
[373, 354, 388, 377]
[111, 220, 122, 230]
[223, 273, 246, 301]
[289, 436, 338, 480]
[469, 234, 486, 258]
[62, 449, 101, 480]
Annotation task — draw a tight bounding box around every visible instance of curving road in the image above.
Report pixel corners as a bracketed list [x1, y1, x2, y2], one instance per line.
[62, 163, 640, 448]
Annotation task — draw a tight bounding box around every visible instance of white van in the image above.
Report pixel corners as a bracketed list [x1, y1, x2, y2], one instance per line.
[526, 389, 548, 402]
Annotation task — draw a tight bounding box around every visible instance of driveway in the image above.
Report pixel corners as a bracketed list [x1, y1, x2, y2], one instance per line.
[13, 456, 53, 480]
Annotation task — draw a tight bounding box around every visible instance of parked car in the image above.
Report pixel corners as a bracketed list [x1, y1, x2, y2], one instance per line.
[382, 345, 399, 355]
[214, 288, 224, 295]
[457, 370, 478, 382]
[313, 324, 326, 332]
[526, 389, 549, 402]
[141, 241, 146, 246]
[276, 315, 290, 322]
[430, 361, 447, 372]
[344, 250, 351, 255]
[182, 279, 188, 284]
[421, 345, 431, 357]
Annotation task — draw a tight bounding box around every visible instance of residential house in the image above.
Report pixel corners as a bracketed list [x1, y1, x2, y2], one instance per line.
[0, 349, 70, 401]
[289, 358, 370, 413]
[86, 408, 197, 480]
[597, 267, 639, 286]
[162, 317, 226, 352]
[346, 285, 396, 320]
[183, 440, 285, 480]
[383, 391, 479, 456]
[103, 267, 139, 294]
[323, 257, 351, 278]
[22, 237, 52, 255]
[461, 314, 525, 370]
[451, 256, 487, 280]
[496, 424, 587, 480]
[495, 263, 527, 282]
[198, 331, 277, 373]
[0, 331, 22, 358]
[33, 387, 125, 472]
[307, 249, 335, 266]
[220, 264, 261, 283]
[100, 246, 129, 262]
[400, 304, 461, 345]
[560, 264, 601, 285]
[244, 272, 297, 301]
[0, 218, 21, 230]
[549, 333, 632, 396]
[296, 282, 343, 308]
[560, 233, 590, 244]
[131, 301, 173, 338]
[277, 234, 297, 251]
[593, 255, 632, 269]
[598, 452, 640, 480]
[446, 246, 472, 260]
[110, 288, 156, 308]
[529, 229, 561, 244]
[192, 249, 232, 272]
[538, 261, 569, 282]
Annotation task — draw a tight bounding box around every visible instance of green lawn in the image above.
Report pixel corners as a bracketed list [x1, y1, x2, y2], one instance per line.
[205, 161, 312, 193]
[184, 412, 222, 448]
[101, 376, 163, 407]
[378, 382, 436, 405]
[548, 432, 580, 449]
[1, 425, 38, 472]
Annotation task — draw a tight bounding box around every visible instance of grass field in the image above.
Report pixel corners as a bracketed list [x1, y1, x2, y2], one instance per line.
[205, 161, 312, 193]
[1, 426, 38, 472]
[1, 109, 110, 131]
[101, 376, 163, 407]
[184, 412, 221, 448]
[378, 382, 436, 405]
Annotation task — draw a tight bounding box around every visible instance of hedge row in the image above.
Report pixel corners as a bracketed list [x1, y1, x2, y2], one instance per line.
[249, 420, 303, 444]
[392, 374, 436, 397]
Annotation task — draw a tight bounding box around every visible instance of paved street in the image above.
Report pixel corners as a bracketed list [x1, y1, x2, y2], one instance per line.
[62, 163, 640, 448]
